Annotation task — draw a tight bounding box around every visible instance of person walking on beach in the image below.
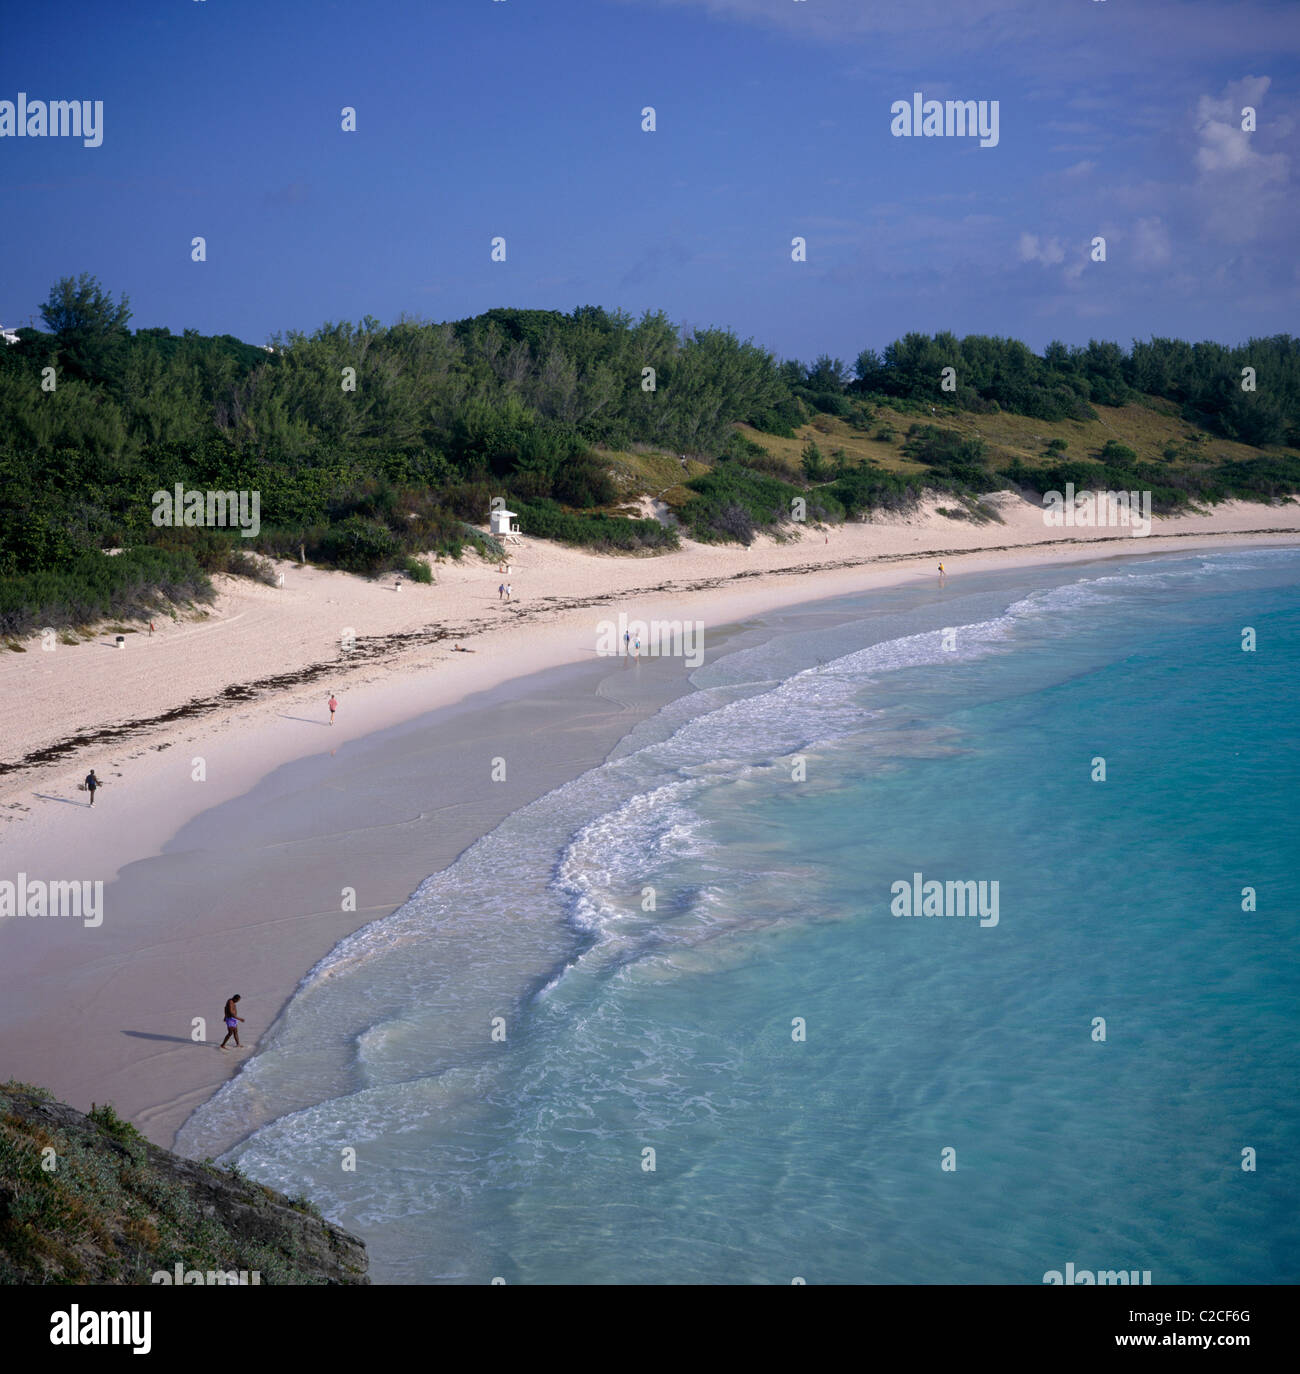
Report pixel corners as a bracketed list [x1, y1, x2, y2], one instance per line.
[219, 995, 244, 1050]
[938, 562, 946, 583]
[624, 628, 630, 654]
[328, 693, 338, 726]
[498, 582, 505, 601]
[84, 769, 99, 806]
[506, 583, 513, 602]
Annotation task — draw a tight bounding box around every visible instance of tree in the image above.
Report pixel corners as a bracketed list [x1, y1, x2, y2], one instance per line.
[40, 273, 132, 383]
[853, 348, 886, 391]
[40, 273, 131, 338]
[806, 355, 850, 393]
[801, 439, 827, 481]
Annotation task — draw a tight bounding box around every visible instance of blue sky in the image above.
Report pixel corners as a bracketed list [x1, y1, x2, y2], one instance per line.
[2, 0, 1297, 364]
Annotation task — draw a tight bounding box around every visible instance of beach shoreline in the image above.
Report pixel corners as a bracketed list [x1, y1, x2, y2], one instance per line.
[2, 501, 1299, 1154]
[5, 495, 1300, 864]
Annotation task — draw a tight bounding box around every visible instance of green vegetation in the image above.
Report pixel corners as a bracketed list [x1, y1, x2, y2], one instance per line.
[681, 464, 842, 543]
[826, 467, 929, 518]
[901, 425, 1002, 493]
[87, 1103, 146, 1145]
[0, 546, 211, 638]
[512, 498, 677, 551]
[854, 332, 1300, 445]
[2, 274, 1298, 628]
[1006, 453, 1300, 513]
[1, 282, 783, 622]
[801, 439, 827, 482]
[0, 1083, 366, 1284]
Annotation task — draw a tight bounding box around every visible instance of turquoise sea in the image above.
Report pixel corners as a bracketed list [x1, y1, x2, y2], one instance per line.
[177, 547, 1300, 1284]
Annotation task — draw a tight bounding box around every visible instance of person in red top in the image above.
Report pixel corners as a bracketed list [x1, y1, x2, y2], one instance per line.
[328, 694, 338, 725]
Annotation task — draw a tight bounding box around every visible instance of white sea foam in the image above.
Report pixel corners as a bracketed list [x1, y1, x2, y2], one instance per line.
[180, 552, 1292, 1162]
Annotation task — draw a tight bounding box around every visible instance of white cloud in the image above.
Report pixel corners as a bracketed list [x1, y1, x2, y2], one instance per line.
[1018, 232, 1065, 266]
[1131, 216, 1172, 268]
[1192, 75, 1290, 241]
[1194, 76, 1275, 173]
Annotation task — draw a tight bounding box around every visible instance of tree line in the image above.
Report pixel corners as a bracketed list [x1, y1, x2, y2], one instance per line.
[1, 273, 1296, 632]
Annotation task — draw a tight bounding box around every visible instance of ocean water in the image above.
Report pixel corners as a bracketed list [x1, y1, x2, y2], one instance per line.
[177, 548, 1300, 1284]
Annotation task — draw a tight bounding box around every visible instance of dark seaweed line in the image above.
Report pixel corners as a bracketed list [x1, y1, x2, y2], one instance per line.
[4, 526, 1293, 779]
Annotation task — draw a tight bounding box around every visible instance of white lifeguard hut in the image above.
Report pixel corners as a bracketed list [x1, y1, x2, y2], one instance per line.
[490, 508, 521, 541]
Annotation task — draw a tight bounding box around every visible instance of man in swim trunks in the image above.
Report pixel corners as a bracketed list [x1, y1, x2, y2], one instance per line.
[219, 995, 243, 1049]
[328, 694, 337, 725]
[85, 770, 100, 806]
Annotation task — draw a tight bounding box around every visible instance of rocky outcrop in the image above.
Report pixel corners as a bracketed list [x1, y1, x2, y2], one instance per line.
[0, 1083, 368, 1284]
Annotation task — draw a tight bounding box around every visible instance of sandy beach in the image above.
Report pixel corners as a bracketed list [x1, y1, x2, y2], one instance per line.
[3, 494, 1299, 1152]
[7, 493, 1300, 851]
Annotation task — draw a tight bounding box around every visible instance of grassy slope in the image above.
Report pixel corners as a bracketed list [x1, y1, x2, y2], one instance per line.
[741, 402, 1296, 476]
[588, 399, 1300, 522]
[0, 1083, 368, 1285]
[597, 446, 713, 514]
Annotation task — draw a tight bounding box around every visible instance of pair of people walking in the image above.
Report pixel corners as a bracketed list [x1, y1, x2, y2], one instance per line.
[498, 583, 513, 602]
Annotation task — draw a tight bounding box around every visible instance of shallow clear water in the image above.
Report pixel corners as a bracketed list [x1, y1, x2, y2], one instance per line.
[178, 548, 1300, 1284]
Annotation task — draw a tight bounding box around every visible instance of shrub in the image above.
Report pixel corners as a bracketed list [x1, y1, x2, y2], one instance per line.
[828, 469, 926, 518]
[901, 425, 1001, 493]
[749, 396, 805, 438]
[226, 549, 278, 584]
[711, 501, 757, 544]
[801, 440, 827, 482]
[313, 517, 400, 573]
[800, 391, 854, 419]
[551, 454, 617, 508]
[88, 1103, 144, 1145]
[679, 464, 805, 543]
[512, 499, 677, 551]
[723, 430, 769, 463]
[0, 546, 212, 638]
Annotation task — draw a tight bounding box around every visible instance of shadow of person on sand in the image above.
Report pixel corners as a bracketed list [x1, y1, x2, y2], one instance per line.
[34, 793, 86, 807]
[277, 714, 329, 726]
[122, 1031, 203, 1045]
